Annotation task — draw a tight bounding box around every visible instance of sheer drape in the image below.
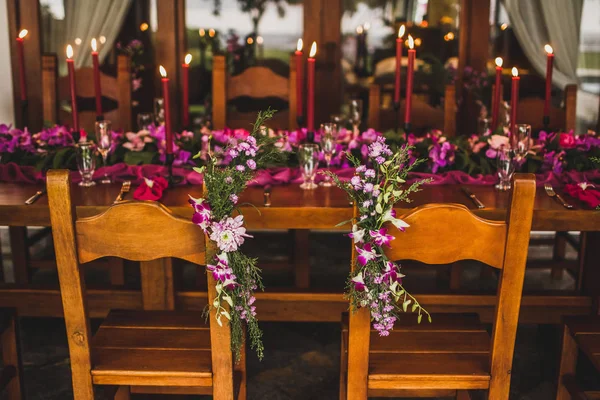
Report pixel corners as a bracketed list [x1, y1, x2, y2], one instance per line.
[504, 0, 583, 89]
[64, 0, 132, 68]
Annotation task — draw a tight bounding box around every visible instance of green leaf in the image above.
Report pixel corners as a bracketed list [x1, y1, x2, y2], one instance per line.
[375, 203, 383, 214]
[193, 166, 205, 174]
[124, 151, 156, 165]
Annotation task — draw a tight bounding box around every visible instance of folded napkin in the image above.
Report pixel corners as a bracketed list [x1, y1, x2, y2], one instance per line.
[133, 176, 169, 201]
[564, 183, 600, 209]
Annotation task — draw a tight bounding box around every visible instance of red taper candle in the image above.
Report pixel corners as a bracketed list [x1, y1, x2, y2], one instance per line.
[491, 57, 503, 130]
[16, 30, 28, 101]
[159, 66, 173, 154]
[91, 38, 103, 116]
[66, 45, 79, 131]
[544, 44, 554, 119]
[510, 67, 520, 135]
[182, 53, 191, 127]
[404, 35, 415, 126]
[307, 41, 317, 132]
[394, 25, 405, 105]
[295, 39, 304, 122]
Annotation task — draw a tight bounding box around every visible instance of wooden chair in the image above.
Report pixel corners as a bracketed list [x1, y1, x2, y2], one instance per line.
[367, 83, 457, 136]
[42, 54, 132, 133]
[556, 316, 600, 399]
[0, 308, 24, 400]
[212, 54, 297, 130]
[340, 174, 536, 399]
[47, 170, 243, 400]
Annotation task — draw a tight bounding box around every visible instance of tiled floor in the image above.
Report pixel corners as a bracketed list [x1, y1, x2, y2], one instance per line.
[1, 228, 599, 399]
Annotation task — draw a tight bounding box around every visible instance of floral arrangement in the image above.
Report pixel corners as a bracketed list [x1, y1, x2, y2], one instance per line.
[188, 109, 284, 360]
[325, 139, 431, 336]
[116, 39, 145, 92]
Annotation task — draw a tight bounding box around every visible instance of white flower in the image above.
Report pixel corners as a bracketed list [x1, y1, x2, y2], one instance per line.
[382, 208, 409, 232]
[349, 224, 366, 243]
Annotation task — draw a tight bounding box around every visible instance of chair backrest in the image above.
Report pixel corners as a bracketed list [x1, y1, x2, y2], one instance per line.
[42, 54, 132, 133]
[347, 174, 536, 398]
[46, 170, 231, 396]
[367, 83, 456, 136]
[212, 54, 297, 130]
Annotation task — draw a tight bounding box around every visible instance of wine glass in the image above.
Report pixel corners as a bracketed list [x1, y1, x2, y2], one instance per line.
[154, 98, 165, 126]
[348, 99, 363, 138]
[75, 142, 96, 187]
[495, 147, 515, 191]
[319, 123, 338, 187]
[511, 124, 531, 163]
[298, 144, 319, 190]
[95, 120, 112, 184]
[137, 112, 154, 131]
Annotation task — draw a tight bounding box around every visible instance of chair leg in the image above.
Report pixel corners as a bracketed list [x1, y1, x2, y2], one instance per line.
[107, 257, 125, 286]
[339, 330, 347, 400]
[114, 386, 130, 400]
[556, 325, 578, 400]
[449, 263, 462, 290]
[551, 232, 567, 280]
[1, 311, 24, 400]
[234, 336, 247, 400]
[0, 230, 5, 283]
[8, 227, 29, 284]
[456, 390, 471, 400]
[291, 229, 310, 289]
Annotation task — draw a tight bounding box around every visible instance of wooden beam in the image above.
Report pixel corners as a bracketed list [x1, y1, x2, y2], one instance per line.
[6, 0, 20, 127]
[41, 54, 58, 124]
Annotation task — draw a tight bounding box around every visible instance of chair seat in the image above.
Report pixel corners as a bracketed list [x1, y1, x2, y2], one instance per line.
[90, 310, 213, 388]
[565, 315, 600, 372]
[342, 314, 491, 393]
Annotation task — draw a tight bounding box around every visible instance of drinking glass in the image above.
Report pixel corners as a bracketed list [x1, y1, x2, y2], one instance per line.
[298, 144, 319, 190]
[137, 112, 154, 131]
[95, 120, 112, 184]
[154, 98, 165, 126]
[477, 117, 490, 135]
[511, 123, 531, 162]
[348, 99, 363, 137]
[330, 114, 346, 127]
[319, 123, 338, 187]
[76, 142, 96, 187]
[495, 147, 515, 191]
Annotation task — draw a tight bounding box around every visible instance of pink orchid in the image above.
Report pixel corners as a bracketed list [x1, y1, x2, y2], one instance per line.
[382, 261, 405, 284]
[189, 195, 212, 230]
[348, 224, 366, 243]
[356, 243, 380, 266]
[382, 208, 409, 231]
[486, 134, 509, 158]
[351, 272, 367, 291]
[369, 228, 394, 247]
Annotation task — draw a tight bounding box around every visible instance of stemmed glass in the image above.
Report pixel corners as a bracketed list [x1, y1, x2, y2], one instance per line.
[495, 147, 515, 191]
[75, 142, 96, 187]
[95, 120, 112, 184]
[298, 144, 320, 190]
[319, 123, 338, 187]
[154, 98, 165, 126]
[511, 123, 531, 164]
[137, 112, 154, 131]
[348, 99, 363, 138]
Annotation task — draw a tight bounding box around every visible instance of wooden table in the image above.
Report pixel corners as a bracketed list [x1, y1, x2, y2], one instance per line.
[0, 182, 599, 322]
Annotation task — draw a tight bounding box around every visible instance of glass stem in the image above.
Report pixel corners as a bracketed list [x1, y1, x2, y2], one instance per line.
[103, 154, 108, 179]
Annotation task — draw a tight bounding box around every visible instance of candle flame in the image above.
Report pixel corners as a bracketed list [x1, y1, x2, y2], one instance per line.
[356, 26, 363, 34]
[256, 36, 264, 44]
[184, 53, 192, 65]
[99, 36, 106, 44]
[18, 29, 28, 39]
[66, 45, 73, 59]
[309, 41, 317, 58]
[408, 35, 414, 49]
[159, 65, 167, 78]
[297, 38, 303, 52]
[495, 57, 503, 67]
[544, 44, 553, 54]
[91, 38, 97, 52]
[398, 25, 405, 38]
[363, 22, 370, 31]
[199, 28, 205, 37]
[512, 67, 519, 77]
[208, 29, 215, 37]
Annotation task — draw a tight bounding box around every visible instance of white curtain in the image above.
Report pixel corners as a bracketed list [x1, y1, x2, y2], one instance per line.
[64, 0, 133, 68]
[503, 0, 583, 89]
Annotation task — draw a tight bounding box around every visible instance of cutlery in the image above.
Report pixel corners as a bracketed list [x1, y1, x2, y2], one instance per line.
[113, 181, 131, 204]
[461, 187, 485, 209]
[25, 189, 46, 205]
[544, 183, 574, 209]
[263, 186, 272, 207]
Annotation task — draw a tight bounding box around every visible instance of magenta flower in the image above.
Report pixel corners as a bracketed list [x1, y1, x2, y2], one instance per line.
[369, 228, 394, 247]
[206, 253, 237, 289]
[351, 272, 367, 291]
[382, 261, 404, 284]
[209, 215, 253, 252]
[356, 243, 380, 266]
[189, 196, 212, 230]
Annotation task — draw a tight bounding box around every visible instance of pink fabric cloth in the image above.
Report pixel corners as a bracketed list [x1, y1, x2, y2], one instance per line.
[1, 162, 599, 188]
[133, 176, 169, 201]
[564, 184, 600, 209]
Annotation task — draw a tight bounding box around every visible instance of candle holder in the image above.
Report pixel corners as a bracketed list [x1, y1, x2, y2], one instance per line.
[71, 129, 81, 143]
[296, 115, 305, 129]
[96, 115, 105, 122]
[404, 122, 411, 134]
[20, 99, 28, 130]
[543, 116, 550, 131]
[393, 101, 401, 133]
[165, 153, 183, 187]
[306, 131, 315, 143]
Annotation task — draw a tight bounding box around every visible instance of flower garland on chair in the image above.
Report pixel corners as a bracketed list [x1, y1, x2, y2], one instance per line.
[325, 138, 431, 336]
[189, 109, 283, 360]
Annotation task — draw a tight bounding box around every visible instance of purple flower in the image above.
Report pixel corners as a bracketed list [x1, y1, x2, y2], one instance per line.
[382, 261, 404, 284]
[206, 253, 237, 289]
[376, 156, 385, 164]
[356, 243, 380, 266]
[429, 141, 455, 173]
[351, 272, 367, 291]
[246, 159, 257, 170]
[236, 165, 245, 172]
[369, 228, 394, 247]
[189, 196, 212, 230]
[225, 176, 233, 184]
[350, 175, 362, 190]
[364, 169, 376, 178]
[363, 182, 374, 193]
[209, 215, 253, 252]
[229, 194, 239, 204]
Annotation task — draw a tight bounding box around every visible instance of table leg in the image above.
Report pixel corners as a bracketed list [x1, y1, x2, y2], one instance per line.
[551, 232, 567, 280]
[0, 230, 5, 283]
[8, 227, 29, 284]
[140, 258, 174, 310]
[581, 231, 600, 315]
[291, 229, 310, 289]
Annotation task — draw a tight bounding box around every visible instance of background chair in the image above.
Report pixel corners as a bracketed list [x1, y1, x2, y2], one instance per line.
[0, 308, 24, 400]
[212, 54, 297, 130]
[47, 170, 243, 400]
[367, 83, 457, 136]
[341, 174, 536, 399]
[42, 54, 132, 133]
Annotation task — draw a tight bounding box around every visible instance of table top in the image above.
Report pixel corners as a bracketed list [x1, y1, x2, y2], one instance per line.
[0, 182, 598, 231]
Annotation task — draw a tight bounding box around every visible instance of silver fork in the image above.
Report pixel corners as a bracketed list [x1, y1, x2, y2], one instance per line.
[113, 181, 131, 204]
[544, 183, 573, 209]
